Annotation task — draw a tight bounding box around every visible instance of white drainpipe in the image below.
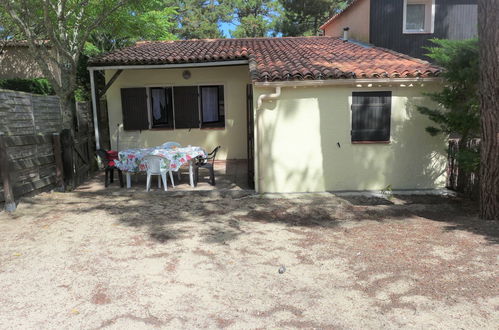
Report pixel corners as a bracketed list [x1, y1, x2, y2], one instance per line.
[257, 86, 281, 110]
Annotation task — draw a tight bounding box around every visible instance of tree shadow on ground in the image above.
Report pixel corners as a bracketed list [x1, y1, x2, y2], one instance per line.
[11, 188, 498, 246]
[336, 194, 499, 244]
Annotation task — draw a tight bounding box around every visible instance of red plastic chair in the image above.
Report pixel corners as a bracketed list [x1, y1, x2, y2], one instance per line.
[96, 149, 124, 187]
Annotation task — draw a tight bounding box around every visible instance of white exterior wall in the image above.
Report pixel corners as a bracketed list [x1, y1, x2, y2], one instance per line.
[254, 83, 447, 193]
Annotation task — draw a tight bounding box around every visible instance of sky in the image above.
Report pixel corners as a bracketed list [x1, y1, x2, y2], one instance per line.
[219, 22, 233, 38]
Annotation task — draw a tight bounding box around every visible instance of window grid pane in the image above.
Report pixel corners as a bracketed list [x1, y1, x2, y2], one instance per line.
[201, 86, 220, 123]
[351, 92, 391, 142]
[406, 4, 426, 31]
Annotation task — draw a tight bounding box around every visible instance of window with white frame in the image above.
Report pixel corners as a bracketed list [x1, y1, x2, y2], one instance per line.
[403, 0, 435, 34]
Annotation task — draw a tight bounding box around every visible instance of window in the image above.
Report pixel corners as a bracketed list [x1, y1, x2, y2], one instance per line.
[403, 0, 434, 34]
[351, 92, 391, 143]
[121, 85, 225, 131]
[200, 86, 225, 128]
[150, 87, 173, 128]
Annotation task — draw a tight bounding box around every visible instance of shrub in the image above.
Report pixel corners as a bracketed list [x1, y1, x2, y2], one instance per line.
[0, 77, 55, 95]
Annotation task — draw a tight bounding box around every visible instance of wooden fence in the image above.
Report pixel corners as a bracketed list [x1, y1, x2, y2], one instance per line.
[0, 133, 64, 211]
[0, 90, 99, 211]
[0, 90, 64, 210]
[447, 138, 480, 199]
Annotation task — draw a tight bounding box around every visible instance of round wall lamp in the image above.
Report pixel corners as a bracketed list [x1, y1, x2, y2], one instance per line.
[182, 70, 191, 79]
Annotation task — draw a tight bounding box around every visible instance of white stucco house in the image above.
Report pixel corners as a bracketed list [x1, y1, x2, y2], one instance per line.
[88, 36, 446, 193]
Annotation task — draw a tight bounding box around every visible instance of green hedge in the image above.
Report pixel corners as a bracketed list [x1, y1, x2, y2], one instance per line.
[0, 78, 55, 95]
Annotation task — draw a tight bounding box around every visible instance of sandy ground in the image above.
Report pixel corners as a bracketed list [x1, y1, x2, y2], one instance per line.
[0, 182, 498, 329]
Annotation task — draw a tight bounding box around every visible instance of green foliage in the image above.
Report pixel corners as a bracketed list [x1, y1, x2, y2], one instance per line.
[381, 184, 393, 200]
[163, 0, 232, 39]
[276, 0, 350, 36]
[454, 147, 480, 173]
[417, 38, 480, 171]
[75, 2, 177, 101]
[0, 78, 55, 95]
[229, 0, 279, 38]
[87, 1, 177, 52]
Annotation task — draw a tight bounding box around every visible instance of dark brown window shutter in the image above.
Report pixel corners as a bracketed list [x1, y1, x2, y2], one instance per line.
[173, 86, 199, 129]
[120, 88, 149, 131]
[351, 91, 391, 142]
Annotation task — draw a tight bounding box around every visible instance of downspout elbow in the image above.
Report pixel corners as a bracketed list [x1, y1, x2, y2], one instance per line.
[257, 86, 281, 110]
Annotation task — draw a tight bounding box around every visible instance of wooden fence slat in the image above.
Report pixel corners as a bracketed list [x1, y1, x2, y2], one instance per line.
[4, 134, 53, 147]
[60, 129, 74, 188]
[10, 155, 55, 171]
[0, 132, 16, 211]
[52, 133, 65, 191]
[447, 138, 480, 199]
[0, 175, 56, 202]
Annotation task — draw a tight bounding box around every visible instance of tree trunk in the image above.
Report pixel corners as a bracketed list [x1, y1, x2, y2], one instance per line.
[478, 0, 499, 220]
[59, 94, 77, 131]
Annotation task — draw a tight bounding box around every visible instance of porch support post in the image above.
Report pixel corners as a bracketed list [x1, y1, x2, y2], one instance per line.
[89, 68, 101, 150]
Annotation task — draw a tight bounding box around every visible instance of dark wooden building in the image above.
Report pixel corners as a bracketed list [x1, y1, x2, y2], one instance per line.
[321, 0, 478, 60]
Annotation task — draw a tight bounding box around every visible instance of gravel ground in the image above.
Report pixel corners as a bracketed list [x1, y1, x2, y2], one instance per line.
[0, 185, 498, 329]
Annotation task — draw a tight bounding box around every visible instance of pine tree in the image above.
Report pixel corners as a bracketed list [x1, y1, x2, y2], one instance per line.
[477, 0, 499, 220]
[276, 0, 349, 36]
[229, 0, 278, 38]
[417, 39, 480, 194]
[165, 0, 232, 39]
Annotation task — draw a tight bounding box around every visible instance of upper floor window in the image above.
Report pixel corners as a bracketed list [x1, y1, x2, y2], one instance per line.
[403, 0, 435, 34]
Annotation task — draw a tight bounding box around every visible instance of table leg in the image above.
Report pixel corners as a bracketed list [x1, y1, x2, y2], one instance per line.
[189, 161, 194, 187]
[126, 173, 131, 189]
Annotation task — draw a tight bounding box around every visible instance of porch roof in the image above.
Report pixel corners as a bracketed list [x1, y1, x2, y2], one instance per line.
[88, 36, 441, 82]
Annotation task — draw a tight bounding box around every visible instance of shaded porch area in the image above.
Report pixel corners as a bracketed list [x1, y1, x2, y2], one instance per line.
[77, 160, 251, 193]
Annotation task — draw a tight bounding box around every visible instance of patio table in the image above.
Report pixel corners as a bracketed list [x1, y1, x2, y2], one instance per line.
[115, 146, 206, 188]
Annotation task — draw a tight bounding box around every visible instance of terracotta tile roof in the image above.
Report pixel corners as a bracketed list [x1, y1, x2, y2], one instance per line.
[89, 36, 441, 82]
[319, 0, 367, 30]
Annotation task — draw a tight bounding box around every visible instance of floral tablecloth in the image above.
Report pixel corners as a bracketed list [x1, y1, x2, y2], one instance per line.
[115, 146, 206, 173]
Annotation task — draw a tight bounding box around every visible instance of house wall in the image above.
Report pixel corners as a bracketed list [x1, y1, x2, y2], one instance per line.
[370, 0, 478, 59]
[105, 65, 251, 160]
[322, 0, 370, 43]
[254, 83, 447, 193]
[0, 46, 61, 82]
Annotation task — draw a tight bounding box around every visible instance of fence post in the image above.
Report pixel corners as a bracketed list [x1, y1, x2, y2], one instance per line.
[52, 133, 65, 192]
[0, 132, 16, 212]
[60, 129, 74, 189]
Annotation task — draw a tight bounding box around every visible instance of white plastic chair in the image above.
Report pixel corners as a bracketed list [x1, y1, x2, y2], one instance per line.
[142, 155, 175, 192]
[161, 141, 181, 149]
[161, 142, 184, 180]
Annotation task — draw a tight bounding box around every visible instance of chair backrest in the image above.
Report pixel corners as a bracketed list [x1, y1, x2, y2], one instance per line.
[208, 146, 221, 164]
[96, 149, 110, 167]
[142, 155, 169, 174]
[197, 146, 221, 166]
[161, 141, 181, 149]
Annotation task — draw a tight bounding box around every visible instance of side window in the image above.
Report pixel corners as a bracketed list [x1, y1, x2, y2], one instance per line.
[120, 88, 149, 131]
[351, 91, 391, 143]
[200, 85, 225, 128]
[403, 0, 434, 34]
[150, 87, 173, 128]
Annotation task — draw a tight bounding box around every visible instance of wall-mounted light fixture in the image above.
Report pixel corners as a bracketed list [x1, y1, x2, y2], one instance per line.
[182, 70, 191, 79]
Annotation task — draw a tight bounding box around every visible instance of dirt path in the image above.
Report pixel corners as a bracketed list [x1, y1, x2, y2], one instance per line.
[0, 189, 498, 329]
